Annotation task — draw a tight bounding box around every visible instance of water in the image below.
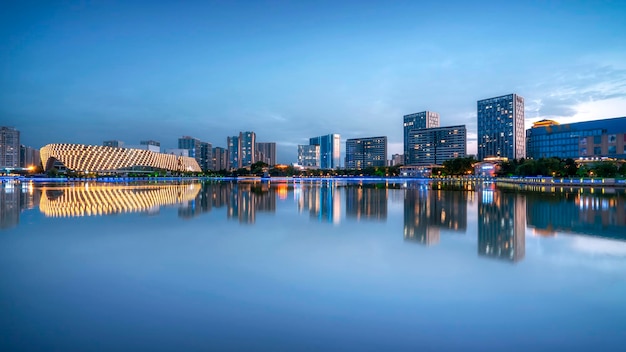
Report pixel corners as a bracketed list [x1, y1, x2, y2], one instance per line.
[1, 180, 625, 351]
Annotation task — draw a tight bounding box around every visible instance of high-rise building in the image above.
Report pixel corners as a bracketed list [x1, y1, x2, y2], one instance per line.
[410, 125, 467, 165]
[256, 142, 276, 166]
[179, 136, 212, 171]
[103, 140, 124, 148]
[390, 154, 404, 166]
[345, 136, 387, 169]
[1, 127, 20, 168]
[227, 136, 239, 169]
[309, 134, 340, 169]
[213, 147, 229, 171]
[526, 117, 626, 160]
[298, 145, 320, 167]
[20, 145, 41, 169]
[404, 112, 439, 165]
[227, 132, 256, 169]
[477, 94, 525, 161]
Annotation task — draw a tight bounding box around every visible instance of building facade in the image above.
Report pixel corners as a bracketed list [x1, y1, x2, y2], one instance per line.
[213, 146, 229, 171]
[298, 145, 320, 167]
[227, 132, 256, 169]
[477, 94, 525, 161]
[404, 111, 439, 165]
[409, 125, 467, 165]
[309, 134, 340, 169]
[20, 145, 41, 169]
[0, 127, 20, 168]
[140, 140, 161, 153]
[526, 117, 626, 160]
[256, 142, 276, 166]
[40, 143, 201, 173]
[179, 136, 212, 171]
[345, 136, 387, 169]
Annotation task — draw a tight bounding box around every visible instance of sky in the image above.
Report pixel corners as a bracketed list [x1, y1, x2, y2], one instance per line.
[2, 0, 626, 164]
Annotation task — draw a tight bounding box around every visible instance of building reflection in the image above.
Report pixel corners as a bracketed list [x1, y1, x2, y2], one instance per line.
[345, 184, 387, 221]
[1, 182, 41, 229]
[296, 182, 341, 224]
[178, 182, 230, 218]
[403, 187, 468, 246]
[526, 191, 626, 240]
[39, 183, 201, 218]
[226, 183, 276, 224]
[477, 188, 526, 263]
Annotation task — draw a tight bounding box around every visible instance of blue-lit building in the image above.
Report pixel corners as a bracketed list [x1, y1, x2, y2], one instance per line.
[227, 131, 256, 169]
[179, 136, 212, 171]
[410, 125, 467, 165]
[345, 136, 387, 169]
[309, 134, 340, 169]
[403, 111, 439, 165]
[526, 117, 626, 160]
[477, 94, 525, 161]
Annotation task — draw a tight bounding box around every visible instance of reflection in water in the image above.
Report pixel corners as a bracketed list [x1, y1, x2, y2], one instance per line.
[345, 185, 387, 221]
[526, 192, 626, 240]
[227, 183, 276, 224]
[0, 182, 41, 229]
[39, 183, 201, 217]
[404, 187, 468, 245]
[296, 182, 341, 224]
[477, 188, 526, 263]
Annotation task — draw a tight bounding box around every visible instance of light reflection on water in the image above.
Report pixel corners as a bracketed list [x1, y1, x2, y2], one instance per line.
[1, 180, 626, 351]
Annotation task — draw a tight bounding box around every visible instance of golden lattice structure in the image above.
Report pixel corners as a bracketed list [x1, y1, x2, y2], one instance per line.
[40, 143, 202, 173]
[39, 184, 201, 217]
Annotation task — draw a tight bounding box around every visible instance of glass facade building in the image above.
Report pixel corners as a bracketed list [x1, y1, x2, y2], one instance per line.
[0, 126, 20, 168]
[410, 125, 467, 165]
[403, 111, 439, 165]
[526, 117, 626, 160]
[179, 136, 212, 171]
[255, 142, 276, 166]
[345, 136, 387, 169]
[477, 94, 525, 161]
[309, 134, 340, 169]
[297, 145, 320, 167]
[227, 131, 256, 169]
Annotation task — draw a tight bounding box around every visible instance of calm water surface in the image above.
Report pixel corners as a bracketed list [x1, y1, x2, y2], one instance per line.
[1, 180, 625, 351]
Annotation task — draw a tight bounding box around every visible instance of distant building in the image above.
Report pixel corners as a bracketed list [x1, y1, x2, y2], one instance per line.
[477, 94, 525, 161]
[256, 142, 276, 166]
[526, 117, 626, 160]
[140, 140, 161, 153]
[298, 145, 320, 167]
[410, 125, 467, 165]
[390, 153, 404, 166]
[404, 112, 439, 165]
[309, 134, 341, 169]
[1, 127, 20, 168]
[164, 149, 189, 157]
[345, 136, 387, 169]
[213, 146, 229, 171]
[179, 136, 212, 171]
[103, 140, 124, 148]
[20, 145, 41, 168]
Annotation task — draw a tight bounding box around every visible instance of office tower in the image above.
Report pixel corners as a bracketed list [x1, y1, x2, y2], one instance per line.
[309, 134, 341, 169]
[140, 140, 161, 153]
[345, 136, 387, 169]
[526, 116, 626, 159]
[410, 125, 467, 165]
[404, 112, 439, 165]
[179, 136, 212, 171]
[298, 145, 320, 167]
[477, 94, 525, 161]
[103, 140, 124, 148]
[227, 132, 256, 169]
[213, 147, 229, 171]
[20, 145, 41, 168]
[256, 142, 277, 166]
[1, 127, 20, 168]
[391, 154, 404, 166]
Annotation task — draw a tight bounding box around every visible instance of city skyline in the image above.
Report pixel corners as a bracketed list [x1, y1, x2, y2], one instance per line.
[2, 1, 626, 163]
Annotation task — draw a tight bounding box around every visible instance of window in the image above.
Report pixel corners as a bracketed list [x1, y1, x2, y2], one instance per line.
[594, 147, 602, 155]
[594, 135, 602, 144]
[609, 135, 617, 143]
[580, 138, 587, 145]
[581, 148, 587, 155]
[608, 146, 616, 154]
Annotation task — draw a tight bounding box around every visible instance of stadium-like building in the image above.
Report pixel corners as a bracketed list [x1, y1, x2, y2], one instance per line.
[40, 143, 202, 174]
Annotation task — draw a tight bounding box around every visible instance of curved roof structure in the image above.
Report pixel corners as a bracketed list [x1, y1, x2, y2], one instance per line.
[40, 143, 201, 173]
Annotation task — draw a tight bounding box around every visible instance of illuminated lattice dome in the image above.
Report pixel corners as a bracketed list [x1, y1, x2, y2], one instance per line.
[40, 143, 202, 173]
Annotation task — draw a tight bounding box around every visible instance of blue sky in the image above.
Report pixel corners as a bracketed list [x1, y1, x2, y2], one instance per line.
[2, 0, 626, 163]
